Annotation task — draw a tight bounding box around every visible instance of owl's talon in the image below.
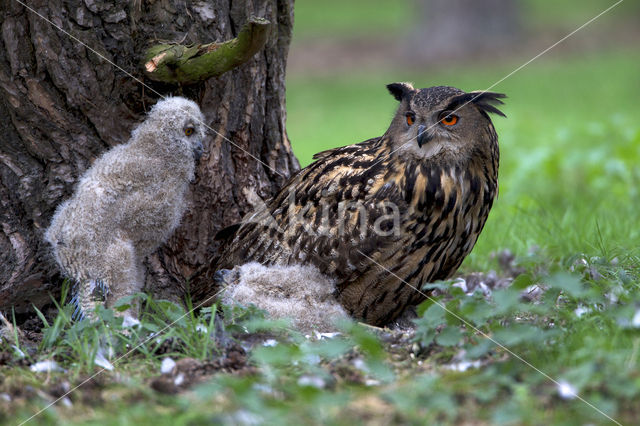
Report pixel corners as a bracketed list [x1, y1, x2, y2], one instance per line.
[72, 279, 109, 321]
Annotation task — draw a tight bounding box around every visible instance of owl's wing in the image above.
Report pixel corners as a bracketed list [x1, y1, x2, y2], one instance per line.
[312, 137, 381, 161]
[221, 135, 410, 285]
[297, 178, 410, 284]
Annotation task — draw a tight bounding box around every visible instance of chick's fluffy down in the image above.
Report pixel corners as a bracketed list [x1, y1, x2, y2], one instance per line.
[220, 262, 349, 332]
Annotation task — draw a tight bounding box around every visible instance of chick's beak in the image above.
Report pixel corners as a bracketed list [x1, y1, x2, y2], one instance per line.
[193, 140, 204, 162]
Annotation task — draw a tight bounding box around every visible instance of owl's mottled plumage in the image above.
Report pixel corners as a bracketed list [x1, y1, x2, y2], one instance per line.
[213, 83, 504, 326]
[45, 97, 205, 319]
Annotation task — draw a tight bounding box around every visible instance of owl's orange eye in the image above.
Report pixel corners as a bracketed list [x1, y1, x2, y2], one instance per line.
[439, 113, 459, 126]
[185, 127, 195, 136]
[406, 112, 416, 126]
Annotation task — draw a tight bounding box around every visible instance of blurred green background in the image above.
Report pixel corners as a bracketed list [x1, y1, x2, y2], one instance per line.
[285, 0, 640, 270]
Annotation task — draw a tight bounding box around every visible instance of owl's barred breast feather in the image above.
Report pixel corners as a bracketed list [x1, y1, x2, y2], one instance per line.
[215, 84, 504, 326]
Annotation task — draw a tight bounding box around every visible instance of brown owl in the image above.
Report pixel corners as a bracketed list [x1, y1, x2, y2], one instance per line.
[203, 83, 505, 326]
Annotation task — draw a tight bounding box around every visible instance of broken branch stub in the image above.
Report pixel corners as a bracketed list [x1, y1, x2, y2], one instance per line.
[143, 17, 271, 85]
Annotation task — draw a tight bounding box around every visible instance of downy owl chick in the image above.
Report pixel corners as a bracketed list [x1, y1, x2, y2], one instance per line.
[219, 262, 349, 332]
[45, 97, 205, 320]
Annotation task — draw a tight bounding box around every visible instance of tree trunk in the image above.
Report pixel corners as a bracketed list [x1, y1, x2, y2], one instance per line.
[0, 0, 298, 313]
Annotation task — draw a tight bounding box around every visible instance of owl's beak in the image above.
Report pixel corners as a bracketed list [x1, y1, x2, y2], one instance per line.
[416, 125, 432, 148]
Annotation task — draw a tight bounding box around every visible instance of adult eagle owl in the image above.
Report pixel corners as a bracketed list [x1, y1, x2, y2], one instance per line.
[208, 83, 505, 326]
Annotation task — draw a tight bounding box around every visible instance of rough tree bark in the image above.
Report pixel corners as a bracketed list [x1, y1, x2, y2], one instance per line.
[0, 0, 298, 313]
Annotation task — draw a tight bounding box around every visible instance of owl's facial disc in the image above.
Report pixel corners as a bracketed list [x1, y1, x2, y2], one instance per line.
[399, 107, 465, 160]
[388, 83, 505, 161]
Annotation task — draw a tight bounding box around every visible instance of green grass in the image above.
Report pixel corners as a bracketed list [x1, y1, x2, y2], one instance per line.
[292, 0, 413, 41]
[522, 0, 640, 29]
[4, 257, 640, 424]
[292, 0, 640, 40]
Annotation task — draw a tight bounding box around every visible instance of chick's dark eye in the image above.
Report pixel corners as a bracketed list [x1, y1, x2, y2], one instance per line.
[438, 112, 459, 126]
[405, 112, 416, 126]
[185, 127, 195, 136]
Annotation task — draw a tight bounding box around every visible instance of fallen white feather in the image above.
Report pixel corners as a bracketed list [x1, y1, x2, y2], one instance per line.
[352, 358, 369, 373]
[122, 315, 141, 328]
[161, 357, 176, 374]
[452, 278, 468, 293]
[557, 380, 578, 400]
[297, 375, 326, 389]
[574, 305, 591, 318]
[173, 373, 185, 386]
[12, 345, 25, 359]
[444, 360, 483, 372]
[312, 331, 341, 340]
[94, 347, 114, 371]
[30, 360, 65, 373]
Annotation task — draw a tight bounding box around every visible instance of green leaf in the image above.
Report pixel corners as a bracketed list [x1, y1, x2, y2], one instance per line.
[492, 288, 521, 315]
[419, 303, 447, 328]
[243, 317, 292, 333]
[547, 272, 587, 297]
[460, 296, 494, 325]
[340, 322, 385, 360]
[416, 330, 436, 346]
[414, 303, 448, 345]
[252, 342, 301, 366]
[416, 295, 443, 316]
[510, 273, 534, 290]
[492, 323, 545, 346]
[491, 398, 521, 425]
[366, 359, 395, 382]
[435, 326, 464, 346]
[305, 338, 352, 359]
[465, 338, 496, 359]
[444, 299, 463, 326]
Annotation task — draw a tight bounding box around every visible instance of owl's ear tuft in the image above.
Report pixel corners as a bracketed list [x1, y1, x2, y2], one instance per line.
[386, 82, 415, 101]
[448, 91, 507, 117]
